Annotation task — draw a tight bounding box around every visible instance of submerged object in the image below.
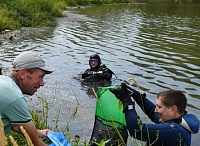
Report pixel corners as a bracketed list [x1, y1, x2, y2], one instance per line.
[47, 131, 71, 146]
[89, 86, 128, 146]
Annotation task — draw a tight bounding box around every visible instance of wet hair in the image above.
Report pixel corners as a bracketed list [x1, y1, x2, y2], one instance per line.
[157, 89, 187, 115]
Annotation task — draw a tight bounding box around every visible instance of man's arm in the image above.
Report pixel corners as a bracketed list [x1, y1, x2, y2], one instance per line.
[16, 122, 48, 146]
[125, 109, 191, 145]
[82, 69, 92, 79]
[126, 86, 160, 123]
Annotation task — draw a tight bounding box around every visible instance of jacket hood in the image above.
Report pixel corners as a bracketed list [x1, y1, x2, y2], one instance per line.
[180, 114, 199, 134]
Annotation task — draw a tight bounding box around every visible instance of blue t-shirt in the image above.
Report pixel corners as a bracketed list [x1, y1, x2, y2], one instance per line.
[0, 76, 32, 134]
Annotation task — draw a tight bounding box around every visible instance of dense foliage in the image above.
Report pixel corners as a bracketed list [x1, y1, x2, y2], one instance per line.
[0, 0, 67, 32]
[0, 0, 135, 32]
[0, 0, 199, 32]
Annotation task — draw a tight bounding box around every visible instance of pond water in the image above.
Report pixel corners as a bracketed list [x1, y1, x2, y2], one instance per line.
[0, 1, 200, 145]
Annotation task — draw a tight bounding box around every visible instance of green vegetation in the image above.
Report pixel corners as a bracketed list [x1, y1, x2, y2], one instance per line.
[0, 0, 134, 32]
[0, 0, 67, 32]
[0, 0, 199, 32]
[5, 93, 86, 146]
[67, 0, 132, 6]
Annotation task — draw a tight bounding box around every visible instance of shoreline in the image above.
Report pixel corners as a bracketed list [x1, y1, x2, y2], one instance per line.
[0, 7, 92, 44]
[0, 27, 54, 44]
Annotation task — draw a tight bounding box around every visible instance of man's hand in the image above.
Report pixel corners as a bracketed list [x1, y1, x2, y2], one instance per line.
[37, 129, 51, 138]
[109, 83, 131, 103]
[126, 86, 146, 105]
[109, 83, 135, 112]
[16, 122, 48, 146]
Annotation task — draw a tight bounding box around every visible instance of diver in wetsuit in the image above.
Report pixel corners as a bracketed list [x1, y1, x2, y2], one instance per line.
[110, 83, 199, 146]
[82, 54, 115, 83]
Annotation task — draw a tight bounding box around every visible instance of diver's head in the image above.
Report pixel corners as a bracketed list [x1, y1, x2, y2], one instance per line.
[89, 54, 101, 69]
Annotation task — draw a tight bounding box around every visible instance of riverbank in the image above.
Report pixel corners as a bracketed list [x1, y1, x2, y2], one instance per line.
[0, 27, 52, 44]
[0, 7, 93, 44]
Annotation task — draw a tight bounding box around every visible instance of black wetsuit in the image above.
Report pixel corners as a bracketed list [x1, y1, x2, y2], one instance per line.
[82, 65, 113, 82]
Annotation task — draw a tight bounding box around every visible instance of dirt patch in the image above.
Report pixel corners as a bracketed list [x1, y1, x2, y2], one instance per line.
[0, 27, 54, 44]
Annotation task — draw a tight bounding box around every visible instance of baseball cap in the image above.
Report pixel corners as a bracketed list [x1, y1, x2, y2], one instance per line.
[12, 51, 54, 74]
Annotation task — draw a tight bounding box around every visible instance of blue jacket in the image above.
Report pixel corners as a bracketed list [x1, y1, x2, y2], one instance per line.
[125, 98, 199, 146]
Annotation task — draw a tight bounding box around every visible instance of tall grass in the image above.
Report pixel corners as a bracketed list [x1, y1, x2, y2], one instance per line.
[4, 93, 83, 145]
[0, 0, 135, 32]
[66, 0, 133, 7]
[0, 0, 67, 32]
[1, 0, 198, 32]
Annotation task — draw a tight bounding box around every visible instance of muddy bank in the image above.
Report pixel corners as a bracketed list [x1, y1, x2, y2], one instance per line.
[0, 27, 54, 44]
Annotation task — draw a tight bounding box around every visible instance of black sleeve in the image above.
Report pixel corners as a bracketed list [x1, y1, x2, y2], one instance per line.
[82, 69, 93, 79]
[102, 68, 113, 80]
[82, 66, 114, 81]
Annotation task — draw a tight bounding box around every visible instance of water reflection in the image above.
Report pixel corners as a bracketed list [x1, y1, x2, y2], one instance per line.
[0, 1, 200, 145]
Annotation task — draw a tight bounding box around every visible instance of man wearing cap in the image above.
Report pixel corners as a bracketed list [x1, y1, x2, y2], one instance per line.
[0, 51, 54, 146]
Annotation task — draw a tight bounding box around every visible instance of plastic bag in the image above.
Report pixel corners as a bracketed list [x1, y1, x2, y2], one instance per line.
[47, 131, 71, 146]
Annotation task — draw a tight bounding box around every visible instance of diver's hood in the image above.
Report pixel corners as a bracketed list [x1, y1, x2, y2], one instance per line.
[89, 54, 101, 70]
[180, 114, 199, 134]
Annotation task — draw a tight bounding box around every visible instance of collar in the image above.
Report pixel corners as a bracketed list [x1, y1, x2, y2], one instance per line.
[169, 117, 182, 124]
[9, 74, 20, 88]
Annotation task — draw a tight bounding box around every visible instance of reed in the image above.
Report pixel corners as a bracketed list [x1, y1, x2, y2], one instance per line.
[8, 136, 18, 146]
[20, 126, 34, 146]
[0, 115, 8, 145]
[0, 116, 29, 146]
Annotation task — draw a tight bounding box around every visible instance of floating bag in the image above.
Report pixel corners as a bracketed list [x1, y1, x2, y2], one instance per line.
[95, 86, 127, 129]
[47, 131, 71, 146]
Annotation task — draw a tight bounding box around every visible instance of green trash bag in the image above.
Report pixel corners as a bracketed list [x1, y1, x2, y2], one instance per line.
[95, 86, 127, 129]
[89, 86, 128, 146]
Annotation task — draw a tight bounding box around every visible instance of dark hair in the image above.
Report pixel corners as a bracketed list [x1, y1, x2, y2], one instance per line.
[157, 89, 187, 115]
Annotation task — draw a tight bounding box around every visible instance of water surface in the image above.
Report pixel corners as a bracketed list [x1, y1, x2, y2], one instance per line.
[0, 1, 200, 145]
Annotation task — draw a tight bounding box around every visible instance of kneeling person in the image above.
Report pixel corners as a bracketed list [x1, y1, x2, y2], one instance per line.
[0, 51, 54, 146]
